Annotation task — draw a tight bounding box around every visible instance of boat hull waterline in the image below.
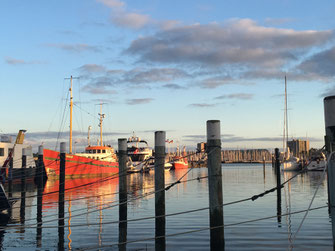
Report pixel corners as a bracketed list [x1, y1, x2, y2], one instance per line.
[43, 149, 118, 179]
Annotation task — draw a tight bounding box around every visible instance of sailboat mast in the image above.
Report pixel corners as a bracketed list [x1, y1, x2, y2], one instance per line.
[285, 76, 288, 153]
[69, 75, 73, 154]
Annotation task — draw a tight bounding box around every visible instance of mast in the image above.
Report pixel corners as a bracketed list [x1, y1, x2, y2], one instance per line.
[285, 75, 289, 157]
[69, 76, 73, 154]
[98, 103, 105, 146]
[87, 126, 92, 146]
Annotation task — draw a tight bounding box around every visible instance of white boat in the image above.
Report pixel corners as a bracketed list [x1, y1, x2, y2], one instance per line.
[127, 134, 153, 173]
[281, 76, 301, 171]
[0, 130, 36, 181]
[306, 152, 326, 171]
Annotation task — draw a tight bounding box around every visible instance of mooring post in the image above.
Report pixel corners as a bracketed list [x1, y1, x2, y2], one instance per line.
[118, 138, 128, 250]
[8, 157, 13, 194]
[35, 145, 47, 185]
[207, 120, 224, 250]
[274, 148, 282, 224]
[20, 148, 27, 225]
[323, 96, 335, 247]
[155, 131, 166, 251]
[58, 142, 66, 251]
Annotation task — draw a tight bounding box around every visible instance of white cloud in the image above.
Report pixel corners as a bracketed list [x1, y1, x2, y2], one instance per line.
[97, 0, 124, 8]
[112, 12, 150, 29]
[126, 19, 332, 67]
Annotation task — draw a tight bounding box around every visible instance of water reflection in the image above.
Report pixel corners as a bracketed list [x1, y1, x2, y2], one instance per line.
[0, 165, 332, 250]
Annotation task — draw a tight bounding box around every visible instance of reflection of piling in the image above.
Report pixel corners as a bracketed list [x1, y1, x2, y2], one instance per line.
[36, 176, 43, 247]
[118, 138, 128, 250]
[207, 120, 224, 250]
[275, 148, 282, 224]
[263, 156, 266, 180]
[20, 149, 27, 227]
[58, 142, 66, 251]
[155, 131, 166, 251]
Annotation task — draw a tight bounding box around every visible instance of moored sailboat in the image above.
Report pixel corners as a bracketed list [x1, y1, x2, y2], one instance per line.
[43, 76, 118, 179]
[281, 76, 301, 171]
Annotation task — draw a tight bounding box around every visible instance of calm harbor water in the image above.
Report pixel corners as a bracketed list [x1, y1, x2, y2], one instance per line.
[1, 164, 332, 250]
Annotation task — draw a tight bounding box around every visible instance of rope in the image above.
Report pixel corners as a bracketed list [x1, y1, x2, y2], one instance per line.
[77, 205, 327, 250]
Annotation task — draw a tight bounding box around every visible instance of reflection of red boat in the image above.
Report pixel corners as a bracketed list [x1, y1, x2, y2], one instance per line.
[171, 147, 188, 170]
[42, 176, 119, 209]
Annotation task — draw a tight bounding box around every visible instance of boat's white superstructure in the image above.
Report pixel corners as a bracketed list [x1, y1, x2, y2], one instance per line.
[0, 131, 35, 170]
[127, 134, 153, 173]
[306, 152, 326, 171]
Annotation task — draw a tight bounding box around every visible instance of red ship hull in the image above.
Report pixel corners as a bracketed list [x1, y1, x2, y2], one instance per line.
[172, 160, 189, 169]
[43, 149, 118, 179]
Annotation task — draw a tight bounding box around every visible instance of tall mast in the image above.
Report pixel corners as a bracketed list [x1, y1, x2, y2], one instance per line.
[285, 75, 288, 155]
[98, 103, 105, 146]
[69, 76, 73, 154]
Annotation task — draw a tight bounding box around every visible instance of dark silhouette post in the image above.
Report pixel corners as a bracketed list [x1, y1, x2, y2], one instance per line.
[275, 148, 282, 224]
[324, 96, 335, 247]
[58, 142, 66, 251]
[118, 138, 128, 250]
[207, 120, 224, 250]
[155, 131, 166, 251]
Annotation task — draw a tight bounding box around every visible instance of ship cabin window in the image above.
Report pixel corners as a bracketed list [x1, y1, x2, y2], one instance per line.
[131, 154, 146, 162]
[93, 150, 96, 154]
[102, 150, 106, 153]
[97, 150, 101, 153]
[0, 148, 4, 156]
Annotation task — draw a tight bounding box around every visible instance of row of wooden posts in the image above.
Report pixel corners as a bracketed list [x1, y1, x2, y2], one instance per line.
[51, 120, 225, 250]
[8, 99, 335, 249]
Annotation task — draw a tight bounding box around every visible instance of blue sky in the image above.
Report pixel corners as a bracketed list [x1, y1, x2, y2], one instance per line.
[1, 0, 335, 151]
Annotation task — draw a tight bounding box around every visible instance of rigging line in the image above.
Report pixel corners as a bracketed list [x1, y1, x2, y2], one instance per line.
[77, 205, 328, 251]
[73, 103, 99, 120]
[45, 79, 68, 144]
[55, 90, 70, 151]
[291, 152, 329, 244]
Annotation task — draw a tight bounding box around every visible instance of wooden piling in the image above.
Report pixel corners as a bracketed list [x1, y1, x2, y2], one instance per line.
[58, 142, 66, 251]
[206, 120, 224, 250]
[35, 145, 47, 185]
[20, 149, 27, 225]
[118, 138, 128, 250]
[324, 96, 335, 247]
[275, 148, 282, 224]
[155, 131, 166, 251]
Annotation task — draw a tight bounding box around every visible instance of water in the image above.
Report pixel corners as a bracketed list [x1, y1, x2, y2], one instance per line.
[1, 164, 333, 250]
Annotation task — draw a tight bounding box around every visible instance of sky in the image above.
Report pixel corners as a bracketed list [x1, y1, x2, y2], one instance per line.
[1, 0, 335, 152]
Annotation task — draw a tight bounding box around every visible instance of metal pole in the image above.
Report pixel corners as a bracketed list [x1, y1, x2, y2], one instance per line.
[58, 142, 66, 251]
[207, 120, 224, 250]
[155, 131, 166, 251]
[118, 138, 128, 250]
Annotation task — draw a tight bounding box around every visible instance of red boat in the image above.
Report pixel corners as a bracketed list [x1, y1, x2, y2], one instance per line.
[171, 146, 188, 170]
[43, 147, 118, 179]
[43, 76, 118, 179]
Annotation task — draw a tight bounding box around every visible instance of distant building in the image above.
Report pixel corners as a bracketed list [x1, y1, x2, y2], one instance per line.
[287, 139, 309, 158]
[197, 142, 206, 152]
